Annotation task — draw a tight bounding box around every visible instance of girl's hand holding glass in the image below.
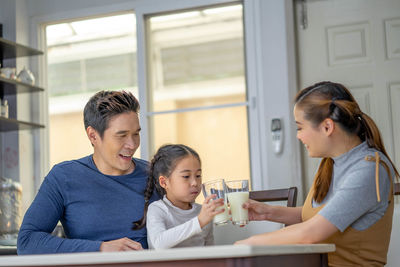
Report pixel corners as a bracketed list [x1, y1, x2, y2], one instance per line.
[197, 194, 225, 228]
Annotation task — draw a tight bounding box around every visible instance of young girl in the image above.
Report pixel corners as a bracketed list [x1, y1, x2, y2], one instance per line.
[133, 144, 224, 249]
[236, 81, 399, 266]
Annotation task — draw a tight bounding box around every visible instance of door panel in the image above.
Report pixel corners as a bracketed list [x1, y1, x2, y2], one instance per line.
[296, 0, 400, 191]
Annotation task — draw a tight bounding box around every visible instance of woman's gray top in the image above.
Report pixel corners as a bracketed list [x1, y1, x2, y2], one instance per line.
[314, 142, 394, 232]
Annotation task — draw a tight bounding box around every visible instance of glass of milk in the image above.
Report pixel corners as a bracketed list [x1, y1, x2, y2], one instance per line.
[202, 179, 230, 225]
[225, 180, 249, 226]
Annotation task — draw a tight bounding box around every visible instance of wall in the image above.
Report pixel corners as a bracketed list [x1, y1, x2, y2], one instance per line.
[244, 0, 302, 196]
[16, 0, 37, 214]
[0, 1, 18, 181]
[0, 0, 36, 212]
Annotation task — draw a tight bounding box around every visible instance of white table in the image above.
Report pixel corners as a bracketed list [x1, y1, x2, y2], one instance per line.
[0, 244, 335, 267]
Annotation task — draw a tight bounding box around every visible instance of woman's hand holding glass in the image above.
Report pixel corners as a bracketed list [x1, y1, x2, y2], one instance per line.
[198, 194, 225, 228]
[242, 199, 271, 221]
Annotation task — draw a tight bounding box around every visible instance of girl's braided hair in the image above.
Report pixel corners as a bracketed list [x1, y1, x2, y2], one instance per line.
[132, 144, 200, 230]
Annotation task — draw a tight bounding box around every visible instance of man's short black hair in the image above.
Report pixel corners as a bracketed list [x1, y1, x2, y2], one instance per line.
[83, 90, 140, 138]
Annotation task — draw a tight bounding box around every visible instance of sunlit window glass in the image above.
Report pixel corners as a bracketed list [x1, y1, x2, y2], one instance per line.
[45, 13, 138, 167]
[147, 4, 250, 201]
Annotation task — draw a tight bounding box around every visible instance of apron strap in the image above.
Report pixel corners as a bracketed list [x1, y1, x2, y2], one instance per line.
[364, 152, 393, 202]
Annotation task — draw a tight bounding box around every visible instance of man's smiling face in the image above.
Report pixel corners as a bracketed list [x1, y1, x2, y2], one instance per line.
[92, 111, 141, 176]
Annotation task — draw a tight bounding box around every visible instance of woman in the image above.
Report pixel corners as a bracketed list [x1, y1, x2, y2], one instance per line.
[235, 81, 399, 266]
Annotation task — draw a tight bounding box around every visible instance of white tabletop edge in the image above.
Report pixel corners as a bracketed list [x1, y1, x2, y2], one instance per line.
[0, 244, 335, 266]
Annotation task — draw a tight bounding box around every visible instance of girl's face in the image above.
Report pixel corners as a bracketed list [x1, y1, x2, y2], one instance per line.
[294, 105, 329, 158]
[160, 155, 202, 210]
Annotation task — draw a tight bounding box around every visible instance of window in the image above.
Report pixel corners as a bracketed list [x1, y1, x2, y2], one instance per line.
[45, 13, 138, 167]
[146, 4, 251, 190]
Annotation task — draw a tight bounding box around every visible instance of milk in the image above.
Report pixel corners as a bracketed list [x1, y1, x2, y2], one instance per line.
[227, 192, 249, 225]
[213, 202, 229, 225]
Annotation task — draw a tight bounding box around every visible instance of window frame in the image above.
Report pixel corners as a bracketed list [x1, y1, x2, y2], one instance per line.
[136, 0, 263, 191]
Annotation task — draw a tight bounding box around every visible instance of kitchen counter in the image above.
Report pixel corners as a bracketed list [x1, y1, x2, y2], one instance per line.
[0, 244, 335, 266]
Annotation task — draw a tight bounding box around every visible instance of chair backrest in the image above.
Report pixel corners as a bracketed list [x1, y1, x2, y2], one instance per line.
[249, 187, 298, 207]
[395, 183, 400, 195]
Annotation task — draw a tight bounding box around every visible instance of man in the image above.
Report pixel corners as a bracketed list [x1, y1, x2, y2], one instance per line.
[17, 91, 158, 254]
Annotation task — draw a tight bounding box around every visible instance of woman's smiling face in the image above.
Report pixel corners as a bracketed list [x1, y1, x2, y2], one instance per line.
[294, 105, 328, 158]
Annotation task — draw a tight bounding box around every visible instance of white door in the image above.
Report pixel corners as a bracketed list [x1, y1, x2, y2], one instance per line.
[295, 0, 400, 265]
[296, 0, 400, 190]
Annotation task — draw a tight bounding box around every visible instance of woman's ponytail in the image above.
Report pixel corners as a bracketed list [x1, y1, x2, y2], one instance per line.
[359, 112, 399, 179]
[313, 158, 334, 203]
[296, 81, 399, 203]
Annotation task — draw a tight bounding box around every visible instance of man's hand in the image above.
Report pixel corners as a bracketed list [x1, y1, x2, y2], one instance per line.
[100, 237, 143, 252]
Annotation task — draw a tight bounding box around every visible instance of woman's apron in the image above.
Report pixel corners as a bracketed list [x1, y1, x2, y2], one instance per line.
[301, 152, 394, 266]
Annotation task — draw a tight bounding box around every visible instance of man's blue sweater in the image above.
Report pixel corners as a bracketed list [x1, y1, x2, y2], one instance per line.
[17, 155, 158, 254]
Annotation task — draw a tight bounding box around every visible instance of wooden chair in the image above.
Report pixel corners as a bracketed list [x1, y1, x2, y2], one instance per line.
[249, 187, 298, 207]
[394, 183, 400, 195]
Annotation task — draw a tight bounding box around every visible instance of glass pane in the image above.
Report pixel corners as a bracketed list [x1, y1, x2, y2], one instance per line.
[48, 61, 82, 96]
[147, 4, 246, 112]
[147, 4, 250, 201]
[46, 13, 138, 167]
[152, 102, 250, 202]
[86, 53, 137, 92]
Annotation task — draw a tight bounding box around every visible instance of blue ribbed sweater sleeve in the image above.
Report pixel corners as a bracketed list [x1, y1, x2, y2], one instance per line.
[17, 166, 101, 254]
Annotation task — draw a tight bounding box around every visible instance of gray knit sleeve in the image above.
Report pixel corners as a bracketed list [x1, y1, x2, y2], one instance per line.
[318, 160, 391, 232]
